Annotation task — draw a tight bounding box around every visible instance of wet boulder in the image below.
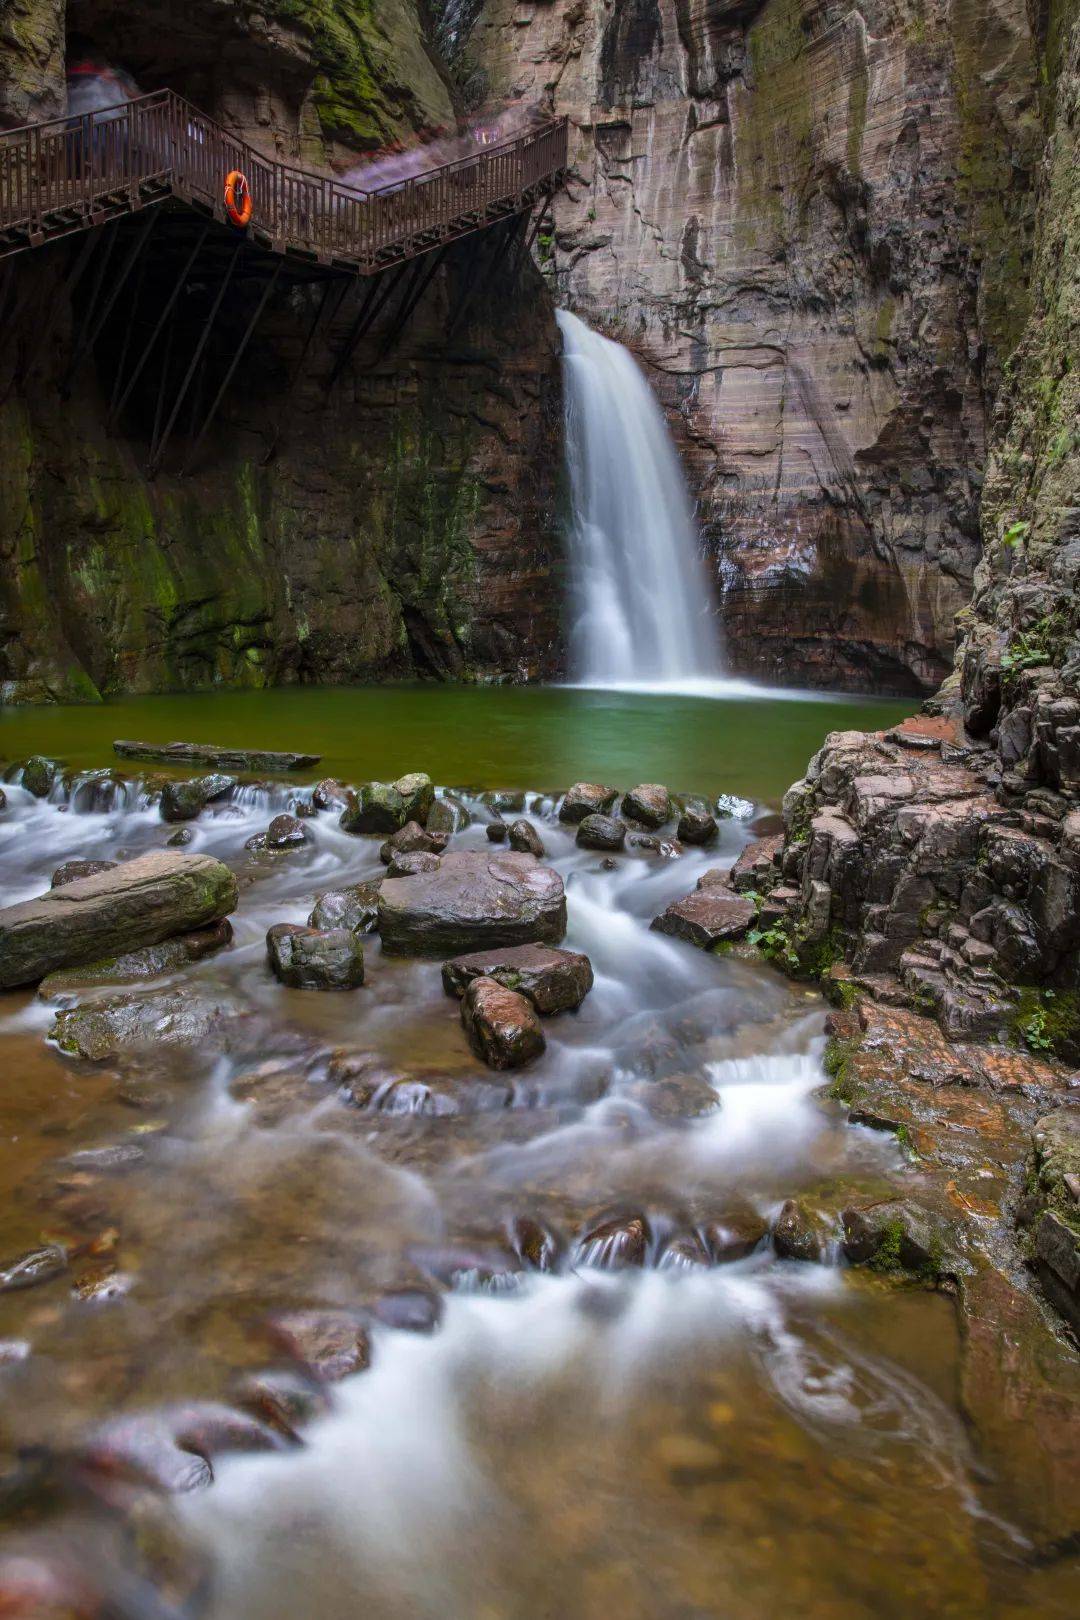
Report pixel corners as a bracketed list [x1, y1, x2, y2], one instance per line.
[841, 1201, 952, 1279]
[1, 1244, 67, 1293]
[485, 820, 508, 843]
[651, 884, 755, 949]
[773, 1199, 831, 1262]
[51, 990, 237, 1060]
[659, 1231, 712, 1270]
[508, 818, 545, 857]
[38, 919, 232, 999]
[312, 777, 349, 811]
[386, 849, 442, 878]
[576, 813, 626, 851]
[20, 756, 60, 798]
[308, 880, 382, 935]
[51, 859, 117, 889]
[0, 851, 238, 989]
[379, 821, 446, 864]
[394, 772, 436, 825]
[266, 1310, 371, 1382]
[77, 1403, 283, 1494]
[266, 813, 309, 850]
[232, 1368, 332, 1441]
[461, 977, 546, 1069]
[623, 783, 672, 828]
[442, 943, 593, 1015]
[377, 850, 567, 955]
[340, 782, 406, 835]
[166, 826, 193, 847]
[559, 783, 618, 824]
[266, 925, 364, 990]
[575, 1213, 651, 1269]
[160, 774, 236, 822]
[426, 794, 469, 835]
[677, 798, 718, 846]
[701, 1210, 769, 1262]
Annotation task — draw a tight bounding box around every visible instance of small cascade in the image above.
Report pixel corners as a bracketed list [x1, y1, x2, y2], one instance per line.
[557, 310, 724, 691]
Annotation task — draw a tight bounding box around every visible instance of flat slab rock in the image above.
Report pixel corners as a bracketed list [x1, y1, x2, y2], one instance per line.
[377, 851, 566, 956]
[651, 885, 755, 948]
[114, 739, 320, 772]
[442, 944, 593, 1015]
[0, 851, 238, 988]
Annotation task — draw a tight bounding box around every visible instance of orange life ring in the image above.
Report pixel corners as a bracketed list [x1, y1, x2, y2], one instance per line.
[224, 170, 252, 228]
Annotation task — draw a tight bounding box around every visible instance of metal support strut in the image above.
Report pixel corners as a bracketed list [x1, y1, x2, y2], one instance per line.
[181, 257, 283, 475]
[147, 239, 243, 478]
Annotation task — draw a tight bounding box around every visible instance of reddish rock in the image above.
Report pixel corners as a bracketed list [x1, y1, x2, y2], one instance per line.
[651, 886, 755, 948]
[575, 1213, 651, 1269]
[622, 784, 672, 827]
[461, 977, 546, 1070]
[559, 783, 618, 824]
[729, 836, 784, 893]
[377, 851, 567, 955]
[441, 943, 593, 1015]
[266, 1310, 371, 1382]
[77, 1403, 283, 1493]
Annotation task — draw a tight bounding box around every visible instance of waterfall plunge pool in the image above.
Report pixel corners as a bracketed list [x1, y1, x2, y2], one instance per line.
[0, 682, 910, 808]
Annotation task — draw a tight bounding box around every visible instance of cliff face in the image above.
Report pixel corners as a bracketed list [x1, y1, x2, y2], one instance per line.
[751, 2, 1080, 1059]
[0, 2, 563, 701]
[466, 0, 1043, 693]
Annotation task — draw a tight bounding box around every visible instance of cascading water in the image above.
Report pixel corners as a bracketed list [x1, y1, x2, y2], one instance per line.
[557, 309, 724, 691]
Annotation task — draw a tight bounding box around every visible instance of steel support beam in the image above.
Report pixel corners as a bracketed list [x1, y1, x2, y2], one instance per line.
[147, 240, 243, 478]
[372, 245, 450, 365]
[61, 208, 159, 397]
[108, 224, 210, 430]
[262, 274, 349, 465]
[181, 257, 283, 475]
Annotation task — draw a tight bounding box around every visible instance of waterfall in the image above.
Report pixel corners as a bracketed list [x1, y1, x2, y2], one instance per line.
[557, 309, 724, 691]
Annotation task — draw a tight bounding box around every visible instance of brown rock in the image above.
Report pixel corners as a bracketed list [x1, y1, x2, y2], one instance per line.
[461, 977, 546, 1069]
[559, 783, 618, 823]
[266, 1310, 371, 1382]
[622, 783, 672, 827]
[441, 943, 593, 1014]
[51, 859, 117, 888]
[508, 818, 545, 857]
[0, 853, 238, 989]
[576, 813, 626, 851]
[266, 924, 364, 989]
[651, 886, 755, 948]
[377, 850, 567, 955]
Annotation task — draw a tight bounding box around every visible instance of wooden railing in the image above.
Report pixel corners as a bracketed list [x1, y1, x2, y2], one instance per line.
[0, 90, 568, 270]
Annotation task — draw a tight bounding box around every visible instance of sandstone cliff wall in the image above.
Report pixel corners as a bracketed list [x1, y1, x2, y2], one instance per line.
[749, 1, 1080, 1060]
[466, 0, 1044, 693]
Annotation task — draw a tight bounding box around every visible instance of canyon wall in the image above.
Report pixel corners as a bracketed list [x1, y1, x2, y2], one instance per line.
[749, 0, 1079, 1058]
[0, 2, 563, 702]
[464, 0, 1044, 692]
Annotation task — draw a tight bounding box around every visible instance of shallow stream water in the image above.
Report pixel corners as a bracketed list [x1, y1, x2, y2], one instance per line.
[0, 686, 1073, 1618]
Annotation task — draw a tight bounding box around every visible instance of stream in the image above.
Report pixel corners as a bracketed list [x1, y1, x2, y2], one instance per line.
[0, 686, 1072, 1618]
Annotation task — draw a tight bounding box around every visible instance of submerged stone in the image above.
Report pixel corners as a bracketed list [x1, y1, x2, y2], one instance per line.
[51, 990, 236, 1060]
[38, 919, 232, 999]
[265, 1311, 371, 1382]
[0, 1244, 67, 1293]
[575, 1213, 651, 1270]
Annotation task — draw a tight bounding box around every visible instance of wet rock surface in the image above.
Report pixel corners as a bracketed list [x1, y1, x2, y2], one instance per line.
[377, 851, 567, 955]
[461, 977, 546, 1070]
[37, 919, 233, 999]
[114, 740, 320, 772]
[559, 783, 618, 824]
[651, 886, 755, 949]
[266, 925, 365, 990]
[0, 852, 238, 988]
[160, 774, 236, 822]
[442, 944, 594, 1015]
[50, 859, 117, 888]
[576, 813, 626, 851]
[622, 784, 672, 828]
[308, 880, 382, 935]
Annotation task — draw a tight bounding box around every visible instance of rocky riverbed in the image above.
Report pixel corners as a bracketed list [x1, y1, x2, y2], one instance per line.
[0, 750, 1076, 1618]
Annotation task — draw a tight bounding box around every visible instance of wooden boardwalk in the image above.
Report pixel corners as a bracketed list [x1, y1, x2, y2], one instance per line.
[0, 89, 568, 271]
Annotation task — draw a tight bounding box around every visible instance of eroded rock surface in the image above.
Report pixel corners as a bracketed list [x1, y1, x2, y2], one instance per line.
[461, 976, 546, 1070]
[377, 851, 567, 955]
[442, 943, 593, 1015]
[0, 852, 238, 988]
